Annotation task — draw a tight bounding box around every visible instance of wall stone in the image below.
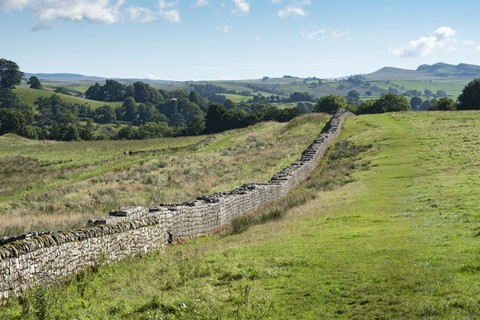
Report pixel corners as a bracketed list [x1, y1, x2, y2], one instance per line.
[0, 110, 351, 304]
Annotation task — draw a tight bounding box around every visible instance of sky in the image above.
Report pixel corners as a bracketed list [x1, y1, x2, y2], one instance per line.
[1, 0, 480, 81]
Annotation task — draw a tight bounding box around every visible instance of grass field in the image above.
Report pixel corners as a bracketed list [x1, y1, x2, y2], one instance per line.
[13, 86, 121, 109]
[0, 114, 328, 237]
[1, 111, 479, 319]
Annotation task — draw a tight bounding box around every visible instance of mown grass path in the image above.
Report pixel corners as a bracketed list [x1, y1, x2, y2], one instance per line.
[2, 112, 479, 319]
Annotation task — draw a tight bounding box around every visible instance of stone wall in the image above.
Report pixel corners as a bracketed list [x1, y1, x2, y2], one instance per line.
[0, 110, 351, 304]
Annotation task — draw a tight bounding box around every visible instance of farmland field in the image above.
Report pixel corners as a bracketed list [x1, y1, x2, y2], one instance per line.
[1, 111, 479, 319]
[0, 114, 329, 237]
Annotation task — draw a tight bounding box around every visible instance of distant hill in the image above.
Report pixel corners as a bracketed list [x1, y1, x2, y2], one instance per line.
[25, 73, 180, 87]
[365, 63, 480, 81]
[24, 73, 106, 83]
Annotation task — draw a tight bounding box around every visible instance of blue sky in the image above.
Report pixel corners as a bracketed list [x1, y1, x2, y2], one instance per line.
[1, 0, 479, 80]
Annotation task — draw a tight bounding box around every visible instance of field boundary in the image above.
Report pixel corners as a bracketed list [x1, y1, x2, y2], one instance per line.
[0, 110, 351, 304]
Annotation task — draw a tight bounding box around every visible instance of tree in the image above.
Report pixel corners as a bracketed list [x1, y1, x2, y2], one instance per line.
[314, 95, 349, 114]
[429, 97, 456, 111]
[103, 79, 126, 102]
[0, 108, 27, 135]
[0, 58, 23, 89]
[358, 93, 410, 114]
[204, 103, 227, 133]
[436, 89, 447, 97]
[85, 82, 104, 100]
[116, 126, 138, 140]
[0, 87, 22, 109]
[136, 103, 167, 125]
[457, 78, 480, 110]
[410, 96, 422, 110]
[94, 105, 116, 123]
[120, 97, 137, 122]
[346, 90, 361, 106]
[27, 76, 43, 89]
[137, 122, 171, 139]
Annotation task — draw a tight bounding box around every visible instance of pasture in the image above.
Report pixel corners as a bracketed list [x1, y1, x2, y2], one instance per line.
[0, 114, 328, 237]
[1, 111, 479, 319]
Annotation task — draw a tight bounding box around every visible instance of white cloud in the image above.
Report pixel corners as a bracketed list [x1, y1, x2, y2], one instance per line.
[0, 0, 123, 24]
[278, 6, 307, 17]
[216, 25, 231, 34]
[276, 0, 311, 18]
[305, 28, 350, 41]
[127, 7, 157, 23]
[232, 0, 249, 15]
[0, 0, 181, 26]
[160, 9, 180, 23]
[392, 26, 458, 57]
[0, 0, 28, 10]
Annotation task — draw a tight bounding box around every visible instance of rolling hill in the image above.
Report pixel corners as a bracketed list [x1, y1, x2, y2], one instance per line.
[364, 62, 480, 80]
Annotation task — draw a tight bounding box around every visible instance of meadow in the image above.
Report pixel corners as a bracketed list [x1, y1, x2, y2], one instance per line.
[1, 110, 478, 319]
[0, 114, 328, 237]
[13, 86, 121, 109]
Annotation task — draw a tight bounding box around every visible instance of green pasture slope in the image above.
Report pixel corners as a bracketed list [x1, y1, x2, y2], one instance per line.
[1, 111, 480, 319]
[13, 86, 121, 109]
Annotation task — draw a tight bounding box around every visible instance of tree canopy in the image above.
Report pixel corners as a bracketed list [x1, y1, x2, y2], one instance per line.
[429, 97, 456, 111]
[358, 93, 410, 114]
[314, 95, 349, 114]
[27, 76, 43, 89]
[0, 58, 24, 89]
[457, 78, 480, 110]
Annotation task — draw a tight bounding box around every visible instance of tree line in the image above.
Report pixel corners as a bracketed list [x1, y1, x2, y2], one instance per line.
[2, 58, 480, 141]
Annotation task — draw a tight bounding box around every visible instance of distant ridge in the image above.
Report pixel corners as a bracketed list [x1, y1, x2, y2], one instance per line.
[24, 73, 180, 86]
[24, 73, 106, 83]
[26, 62, 480, 83]
[365, 62, 480, 81]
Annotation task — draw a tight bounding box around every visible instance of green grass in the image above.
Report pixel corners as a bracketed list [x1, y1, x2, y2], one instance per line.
[0, 114, 328, 236]
[2, 111, 480, 319]
[13, 86, 121, 109]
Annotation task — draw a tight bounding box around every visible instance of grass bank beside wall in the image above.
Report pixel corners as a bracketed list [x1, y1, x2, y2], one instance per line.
[1, 111, 479, 319]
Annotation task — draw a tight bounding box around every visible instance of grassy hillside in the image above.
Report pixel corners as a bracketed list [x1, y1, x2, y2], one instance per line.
[1, 111, 479, 319]
[0, 114, 328, 237]
[13, 85, 120, 109]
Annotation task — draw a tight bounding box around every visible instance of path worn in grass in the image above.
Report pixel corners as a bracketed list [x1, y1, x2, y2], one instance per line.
[2, 112, 479, 319]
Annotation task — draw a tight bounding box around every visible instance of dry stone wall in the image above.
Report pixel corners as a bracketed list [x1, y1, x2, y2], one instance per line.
[0, 110, 351, 304]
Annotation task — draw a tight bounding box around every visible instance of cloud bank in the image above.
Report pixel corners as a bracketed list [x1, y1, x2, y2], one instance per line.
[392, 26, 457, 57]
[0, 0, 181, 27]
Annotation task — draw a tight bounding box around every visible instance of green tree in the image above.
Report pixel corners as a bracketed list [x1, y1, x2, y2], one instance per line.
[0, 108, 27, 135]
[94, 105, 116, 123]
[0, 87, 22, 108]
[457, 78, 480, 110]
[136, 103, 168, 125]
[359, 93, 410, 114]
[204, 103, 227, 133]
[436, 89, 447, 97]
[120, 96, 137, 122]
[79, 119, 95, 140]
[116, 126, 138, 140]
[103, 79, 126, 102]
[0, 58, 23, 89]
[346, 90, 361, 106]
[27, 76, 43, 89]
[85, 82, 104, 100]
[429, 97, 456, 111]
[137, 122, 171, 139]
[410, 96, 422, 110]
[314, 95, 349, 114]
